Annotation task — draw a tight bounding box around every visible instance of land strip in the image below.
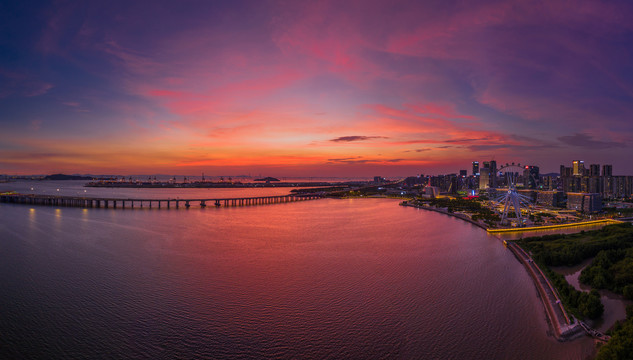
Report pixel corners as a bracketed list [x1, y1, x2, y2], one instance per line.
[487, 219, 623, 233]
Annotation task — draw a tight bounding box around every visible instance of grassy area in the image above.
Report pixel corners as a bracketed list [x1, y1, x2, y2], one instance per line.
[538, 264, 603, 319]
[517, 223, 633, 267]
[516, 223, 633, 321]
[579, 247, 633, 298]
[603, 207, 633, 217]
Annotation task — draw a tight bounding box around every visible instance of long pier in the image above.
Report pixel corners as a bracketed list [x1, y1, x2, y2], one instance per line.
[0, 193, 323, 209]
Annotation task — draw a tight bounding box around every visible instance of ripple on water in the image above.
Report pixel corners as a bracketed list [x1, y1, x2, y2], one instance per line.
[0, 199, 596, 359]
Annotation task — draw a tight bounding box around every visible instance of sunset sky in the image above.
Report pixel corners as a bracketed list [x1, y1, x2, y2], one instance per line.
[2, 0, 633, 177]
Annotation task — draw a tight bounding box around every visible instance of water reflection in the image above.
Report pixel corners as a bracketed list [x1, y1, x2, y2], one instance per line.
[0, 198, 597, 359]
[28, 208, 36, 230]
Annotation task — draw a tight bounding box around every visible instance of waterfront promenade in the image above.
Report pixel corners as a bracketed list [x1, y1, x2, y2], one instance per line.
[403, 202, 622, 233]
[403, 201, 615, 341]
[400, 202, 488, 230]
[487, 219, 622, 233]
[0, 193, 323, 209]
[505, 242, 582, 340]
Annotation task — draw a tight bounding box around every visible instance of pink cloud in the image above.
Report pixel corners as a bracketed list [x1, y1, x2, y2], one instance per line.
[9, 0, 630, 175]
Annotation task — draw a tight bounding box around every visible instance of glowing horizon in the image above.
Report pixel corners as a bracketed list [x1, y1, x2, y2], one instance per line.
[2, 1, 633, 177]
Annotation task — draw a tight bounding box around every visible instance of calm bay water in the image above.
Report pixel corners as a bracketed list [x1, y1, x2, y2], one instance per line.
[0, 183, 596, 359]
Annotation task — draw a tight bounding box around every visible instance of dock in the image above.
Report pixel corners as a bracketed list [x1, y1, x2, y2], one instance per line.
[0, 193, 323, 209]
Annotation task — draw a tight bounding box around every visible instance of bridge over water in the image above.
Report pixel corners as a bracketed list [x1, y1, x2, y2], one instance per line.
[0, 193, 323, 209]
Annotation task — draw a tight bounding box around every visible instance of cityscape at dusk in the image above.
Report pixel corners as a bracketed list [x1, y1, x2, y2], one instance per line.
[3, 1, 633, 359]
[2, 1, 633, 176]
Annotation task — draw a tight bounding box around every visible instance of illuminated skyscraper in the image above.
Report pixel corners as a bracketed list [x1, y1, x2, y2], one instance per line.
[479, 168, 489, 190]
[523, 165, 540, 189]
[572, 160, 585, 176]
[472, 161, 479, 176]
[560, 165, 572, 177]
[489, 160, 497, 188]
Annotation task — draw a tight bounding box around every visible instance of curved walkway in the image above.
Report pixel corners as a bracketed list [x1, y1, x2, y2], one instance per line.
[402, 201, 586, 340]
[400, 202, 488, 230]
[506, 242, 583, 340]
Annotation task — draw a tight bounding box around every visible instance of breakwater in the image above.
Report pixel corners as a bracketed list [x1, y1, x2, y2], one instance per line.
[0, 193, 323, 209]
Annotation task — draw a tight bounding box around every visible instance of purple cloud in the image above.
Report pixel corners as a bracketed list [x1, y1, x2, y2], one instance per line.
[330, 136, 388, 142]
[557, 133, 626, 149]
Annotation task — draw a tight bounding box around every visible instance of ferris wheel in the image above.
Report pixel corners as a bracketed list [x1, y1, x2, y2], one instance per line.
[495, 163, 532, 223]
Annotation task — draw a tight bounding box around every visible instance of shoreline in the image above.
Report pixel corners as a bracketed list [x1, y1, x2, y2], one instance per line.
[403, 201, 604, 343]
[402, 201, 622, 234]
[400, 202, 488, 230]
[505, 242, 584, 341]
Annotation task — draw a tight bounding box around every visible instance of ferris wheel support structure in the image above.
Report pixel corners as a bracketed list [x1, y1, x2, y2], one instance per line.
[495, 164, 532, 224]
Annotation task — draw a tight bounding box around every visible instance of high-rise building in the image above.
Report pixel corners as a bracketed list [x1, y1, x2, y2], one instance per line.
[560, 165, 572, 177]
[572, 160, 585, 176]
[536, 191, 563, 207]
[602, 176, 613, 198]
[523, 165, 540, 189]
[581, 175, 601, 193]
[567, 193, 603, 213]
[612, 176, 633, 198]
[472, 161, 480, 176]
[489, 160, 497, 188]
[542, 176, 554, 190]
[459, 170, 467, 177]
[558, 161, 624, 198]
[479, 168, 490, 190]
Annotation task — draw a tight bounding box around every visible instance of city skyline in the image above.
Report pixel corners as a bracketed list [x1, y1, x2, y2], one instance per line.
[2, 1, 633, 176]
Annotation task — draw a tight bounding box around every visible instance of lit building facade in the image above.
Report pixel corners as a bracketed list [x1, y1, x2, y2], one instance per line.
[536, 191, 563, 207]
[567, 193, 603, 213]
[572, 160, 585, 176]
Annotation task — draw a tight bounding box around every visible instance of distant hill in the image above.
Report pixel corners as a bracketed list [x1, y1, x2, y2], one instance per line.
[44, 174, 94, 180]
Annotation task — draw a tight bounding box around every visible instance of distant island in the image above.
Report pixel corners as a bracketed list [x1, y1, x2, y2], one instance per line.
[254, 177, 280, 182]
[44, 174, 94, 181]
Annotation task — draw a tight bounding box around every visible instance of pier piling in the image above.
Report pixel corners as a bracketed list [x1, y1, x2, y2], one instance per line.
[0, 193, 323, 210]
